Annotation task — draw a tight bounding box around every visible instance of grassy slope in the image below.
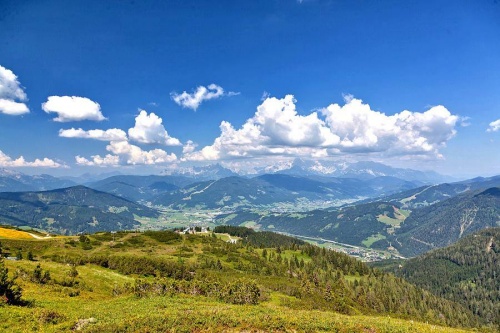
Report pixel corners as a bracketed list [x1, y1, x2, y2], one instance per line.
[2, 260, 471, 333]
[0, 233, 481, 333]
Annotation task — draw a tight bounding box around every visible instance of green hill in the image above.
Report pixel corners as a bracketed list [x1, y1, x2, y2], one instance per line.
[0, 228, 486, 332]
[87, 175, 193, 202]
[0, 186, 159, 235]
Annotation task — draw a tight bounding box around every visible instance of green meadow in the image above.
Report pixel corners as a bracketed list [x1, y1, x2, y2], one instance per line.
[0, 229, 487, 332]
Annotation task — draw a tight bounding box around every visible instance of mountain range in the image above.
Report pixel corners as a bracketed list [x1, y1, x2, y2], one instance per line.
[0, 168, 76, 192]
[164, 159, 453, 183]
[0, 164, 499, 260]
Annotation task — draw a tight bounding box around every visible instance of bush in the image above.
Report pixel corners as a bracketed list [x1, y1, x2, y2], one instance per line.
[219, 278, 260, 305]
[0, 258, 23, 305]
[32, 264, 51, 284]
[144, 230, 181, 243]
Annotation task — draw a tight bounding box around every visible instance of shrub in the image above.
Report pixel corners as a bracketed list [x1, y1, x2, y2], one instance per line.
[144, 230, 181, 243]
[0, 257, 23, 305]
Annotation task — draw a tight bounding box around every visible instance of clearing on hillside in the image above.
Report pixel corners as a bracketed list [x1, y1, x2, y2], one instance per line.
[0, 227, 36, 239]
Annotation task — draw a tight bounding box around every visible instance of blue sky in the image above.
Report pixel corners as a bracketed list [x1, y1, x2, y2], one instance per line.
[0, 0, 499, 178]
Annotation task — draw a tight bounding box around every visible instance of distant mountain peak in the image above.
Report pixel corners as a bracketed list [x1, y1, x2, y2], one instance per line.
[164, 163, 237, 180]
[0, 168, 22, 177]
[0, 168, 77, 192]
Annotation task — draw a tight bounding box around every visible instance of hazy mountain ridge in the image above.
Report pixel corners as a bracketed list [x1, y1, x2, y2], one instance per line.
[87, 175, 195, 202]
[381, 175, 500, 209]
[0, 168, 76, 192]
[163, 160, 452, 183]
[165, 163, 238, 180]
[151, 174, 424, 209]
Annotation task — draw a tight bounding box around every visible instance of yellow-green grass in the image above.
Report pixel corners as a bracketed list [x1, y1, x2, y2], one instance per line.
[214, 233, 240, 242]
[397, 208, 411, 218]
[0, 227, 36, 239]
[1, 259, 474, 333]
[239, 220, 259, 229]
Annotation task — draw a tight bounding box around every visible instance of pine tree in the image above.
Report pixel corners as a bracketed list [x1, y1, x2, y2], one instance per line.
[0, 257, 23, 305]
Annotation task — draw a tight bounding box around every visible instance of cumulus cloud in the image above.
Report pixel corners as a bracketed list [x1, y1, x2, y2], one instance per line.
[76, 140, 178, 166]
[183, 95, 459, 162]
[106, 141, 177, 165]
[59, 128, 127, 141]
[182, 140, 198, 154]
[60, 110, 180, 166]
[321, 97, 458, 157]
[0, 65, 29, 115]
[75, 154, 120, 167]
[0, 99, 29, 116]
[128, 110, 181, 145]
[0, 150, 63, 168]
[487, 119, 500, 132]
[42, 96, 106, 122]
[171, 84, 238, 110]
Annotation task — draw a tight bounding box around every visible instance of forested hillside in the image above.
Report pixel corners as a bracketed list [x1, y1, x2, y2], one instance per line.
[398, 228, 499, 327]
[391, 188, 500, 256]
[216, 202, 406, 248]
[216, 187, 500, 257]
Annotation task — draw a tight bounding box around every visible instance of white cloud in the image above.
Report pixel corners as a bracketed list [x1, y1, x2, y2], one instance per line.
[322, 97, 458, 157]
[0, 99, 29, 116]
[487, 119, 500, 132]
[42, 96, 106, 122]
[171, 84, 238, 110]
[60, 110, 180, 166]
[128, 110, 181, 146]
[184, 95, 460, 162]
[75, 154, 120, 167]
[59, 128, 127, 141]
[0, 65, 29, 115]
[182, 140, 198, 154]
[0, 150, 63, 168]
[106, 141, 177, 165]
[183, 95, 339, 161]
[76, 140, 178, 166]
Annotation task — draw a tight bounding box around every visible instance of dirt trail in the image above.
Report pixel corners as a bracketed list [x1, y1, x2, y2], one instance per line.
[486, 236, 494, 253]
[28, 233, 50, 239]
